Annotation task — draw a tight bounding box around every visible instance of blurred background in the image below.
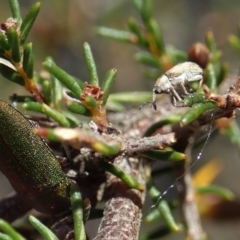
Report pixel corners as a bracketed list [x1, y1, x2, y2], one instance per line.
[1, 0, 240, 239]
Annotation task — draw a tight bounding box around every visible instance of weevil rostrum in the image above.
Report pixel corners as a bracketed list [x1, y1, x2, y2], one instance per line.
[152, 62, 203, 109]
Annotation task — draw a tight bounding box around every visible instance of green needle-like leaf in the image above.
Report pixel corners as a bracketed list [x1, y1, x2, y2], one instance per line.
[145, 208, 161, 223]
[96, 160, 144, 191]
[141, 0, 152, 24]
[96, 27, 138, 44]
[42, 80, 52, 104]
[42, 104, 70, 127]
[0, 219, 26, 240]
[0, 32, 10, 51]
[43, 59, 82, 97]
[52, 76, 63, 109]
[140, 150, 186, 162]
[147, 180, 180, 232]
[19, 2, 41, 44]
[217, 63, 228, 86]
[196, 185, 234, 201]
[135, 52, 160, 67]
[29, 216, 58, 240]
[102, 68, 117, 105]
[205, 31, 217, 54]
[128, 17, 148, 47]
[0, 232, 13, 240]
[183, 90, 205, 107]
[0, 64, 24, 85]
[148, 19, 165, 53]
[23, 102, 70, 127]
[108, 91, 152, 104]
[93, 142, 120, 156]
[83, 42, 99, 86]
[132, 0, 143, 12]
[9, 0, 22, 23]
[22, 101, 43, 112]
[181, 101, 216, 126]
[66, 101, 91, 116]
[206, 63, 217, 92]
[85, 96, 97, 109]
[7, 27, 20, 63]
[144, 113, 182, 136]
[70, 182, 86, 240]
[23, 43, 34, 78]
[228, 34, 240, 56]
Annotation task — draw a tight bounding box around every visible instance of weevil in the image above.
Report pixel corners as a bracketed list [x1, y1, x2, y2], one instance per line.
[152, 62, 203, 109]
[0, 100, 71, 215]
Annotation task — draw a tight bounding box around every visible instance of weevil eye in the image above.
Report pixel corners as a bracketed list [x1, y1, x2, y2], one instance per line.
[153, 87, 161, 94]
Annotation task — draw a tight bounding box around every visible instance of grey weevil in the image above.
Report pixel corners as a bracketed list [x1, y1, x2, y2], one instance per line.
[152, 62, 203, 109]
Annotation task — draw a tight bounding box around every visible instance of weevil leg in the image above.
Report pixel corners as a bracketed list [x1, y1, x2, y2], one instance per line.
[179, 82, 189, 95]
[170, 86, 182, 102]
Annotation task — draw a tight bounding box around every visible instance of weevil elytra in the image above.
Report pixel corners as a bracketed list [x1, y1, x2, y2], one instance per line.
[0, 100, 71, 214]
[152, 62, 203, 109]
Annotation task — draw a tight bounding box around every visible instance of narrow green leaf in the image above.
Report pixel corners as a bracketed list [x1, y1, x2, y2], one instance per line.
[106, 100, 125, 112]
[0, 32, 10, 51]
[70, 182, 86, 240]
[222, 119, 240, 151]
[144, 113, 182, 136]
[196, 185, 234, 201]
[145, 208, 161, 223]
[93, 142, 120, 156]
[19, 2, 41, 44]
[148, 19, 165, 53]
[61, 110, 81, 127]
[42, 104, 70, 127]
[102, 68, 117, 105]
[135, 52, 160, 68]
[23, 43, 34, 78]
[0, 64, 24, 85]
[147, 180, 180, 232]
[66, 101, 91, 116]
[9, 0, 22, 23]
[52, 76, 63, 109]
[140, 150, 186, 162]
[180, 101, 216, 126]
[42, 80, 52, 104]
[132, 0, 143, 11]
[205, 31, 217, 54]
[43, 59, 82, 97]
[166, 46, 187, 64]
[0, 232, 13, 240]
[83, 42, 99, 86]
[217, 63, 228, 86]
[109, 91, 152, 104]
[183, 90, 205, 107]
[0, 219, 26, 240]
[96, 27, 138, 44]
[7, 27, 20, 62]
[128, 17, 148, 47]
[29, 216, 58, 240]
[206, 63, 217, 92]
[228, 34, 240, 55]
[23, 101, 42, 112]
[84, 96, 97, 109]
[96, 160, 144, 191]
[141, 0, 152, 24]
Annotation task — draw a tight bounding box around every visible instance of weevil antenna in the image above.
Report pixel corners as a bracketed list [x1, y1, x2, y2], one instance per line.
[139, 101, 152, 110]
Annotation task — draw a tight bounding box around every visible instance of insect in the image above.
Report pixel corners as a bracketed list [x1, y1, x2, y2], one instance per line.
[0, 100, 71, 215]
[152, 62, 203, 109]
